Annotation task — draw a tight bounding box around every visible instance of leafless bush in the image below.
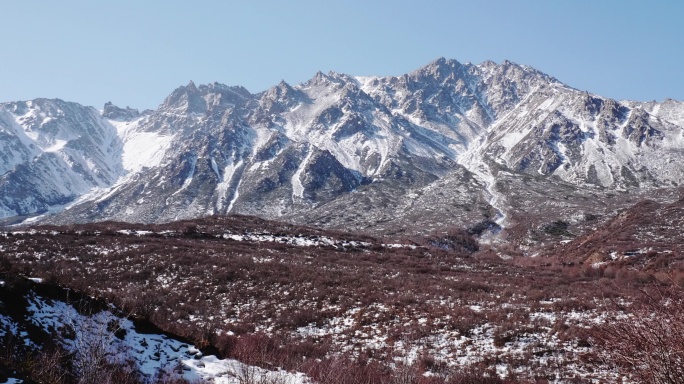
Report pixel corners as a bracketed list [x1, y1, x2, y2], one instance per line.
[589, 285, 684, 383]
[31, 347, 70, 384]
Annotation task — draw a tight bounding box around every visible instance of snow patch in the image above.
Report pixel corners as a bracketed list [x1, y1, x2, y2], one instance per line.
[215, 159, 243, 212]
[109, 119, 174, 173]
[292, 149, 313, 200]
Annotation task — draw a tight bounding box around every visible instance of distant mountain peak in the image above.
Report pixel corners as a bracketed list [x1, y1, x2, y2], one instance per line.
[415, 57, 465, 80]
[102, 101, 140, 121]
[311, 70, 328, 84]
[161, 80, 207, 112]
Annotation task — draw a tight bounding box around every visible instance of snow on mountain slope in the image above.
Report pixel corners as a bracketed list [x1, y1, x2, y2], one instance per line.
[108, 117, 175, 174]
[282, 73, 395, 175]
[277, 70, 458, 179]
[470, 87, 684, 189]
[358, 58, 562, 150]
[0, 99, 124, 218]
[628, 98, 684, 127]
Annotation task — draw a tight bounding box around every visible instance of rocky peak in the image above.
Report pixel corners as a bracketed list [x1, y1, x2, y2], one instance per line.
[186, 80, 198, 92]
[102, 101, 140, 121]
[162, 80, 207, 113]
[309, 71, 330, 87]
[260, 80, 307, 113]
[413, 57, 465, 83]
[265, 80, 297, 100]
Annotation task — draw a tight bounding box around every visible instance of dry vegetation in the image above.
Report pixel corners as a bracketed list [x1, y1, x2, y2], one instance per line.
[0, 211, 683, 382]
[588, 284, 684, 384]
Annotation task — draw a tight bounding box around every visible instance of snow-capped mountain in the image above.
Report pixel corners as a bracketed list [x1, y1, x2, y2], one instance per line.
[0, 99, 123, 219]
[1, 58, 683, 233]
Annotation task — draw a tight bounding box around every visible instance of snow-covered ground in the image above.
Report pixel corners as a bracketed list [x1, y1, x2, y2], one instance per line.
[23, 291, 311, 383]
[221, 232, 370, 249]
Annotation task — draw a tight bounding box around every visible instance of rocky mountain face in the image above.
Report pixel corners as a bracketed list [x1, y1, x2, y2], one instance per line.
[1, 58, 683, 236]
[0, 99, 123, 220]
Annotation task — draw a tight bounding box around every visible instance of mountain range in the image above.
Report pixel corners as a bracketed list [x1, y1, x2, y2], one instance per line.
[2, 58, 683, 243]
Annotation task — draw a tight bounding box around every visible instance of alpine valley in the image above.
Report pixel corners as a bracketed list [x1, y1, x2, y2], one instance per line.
[2, 59, 684, 383]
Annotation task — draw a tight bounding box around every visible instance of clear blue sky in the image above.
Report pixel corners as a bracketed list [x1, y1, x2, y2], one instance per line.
[1, 1, 683, 110]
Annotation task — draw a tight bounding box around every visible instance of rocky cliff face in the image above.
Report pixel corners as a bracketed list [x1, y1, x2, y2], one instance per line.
[1, 58, 683, 234]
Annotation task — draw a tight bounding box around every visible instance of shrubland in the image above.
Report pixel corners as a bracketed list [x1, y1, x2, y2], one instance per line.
[0, 213, 682, 382]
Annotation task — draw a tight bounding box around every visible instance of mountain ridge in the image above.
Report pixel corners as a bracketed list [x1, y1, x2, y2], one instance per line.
[1, 58, 683, 242]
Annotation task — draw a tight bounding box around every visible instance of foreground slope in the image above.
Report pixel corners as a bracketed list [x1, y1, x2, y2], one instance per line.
[0, 272, 310, 383]
[2, 208, 684, 382]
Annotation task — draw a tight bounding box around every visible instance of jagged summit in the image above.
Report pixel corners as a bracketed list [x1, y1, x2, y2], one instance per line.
[414, 57, 465, 78]
[0, 59, 682, 236]
[102, 101, 140, 121]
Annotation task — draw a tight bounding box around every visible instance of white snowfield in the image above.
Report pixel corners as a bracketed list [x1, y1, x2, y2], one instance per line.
[109, 118, 175, 174]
